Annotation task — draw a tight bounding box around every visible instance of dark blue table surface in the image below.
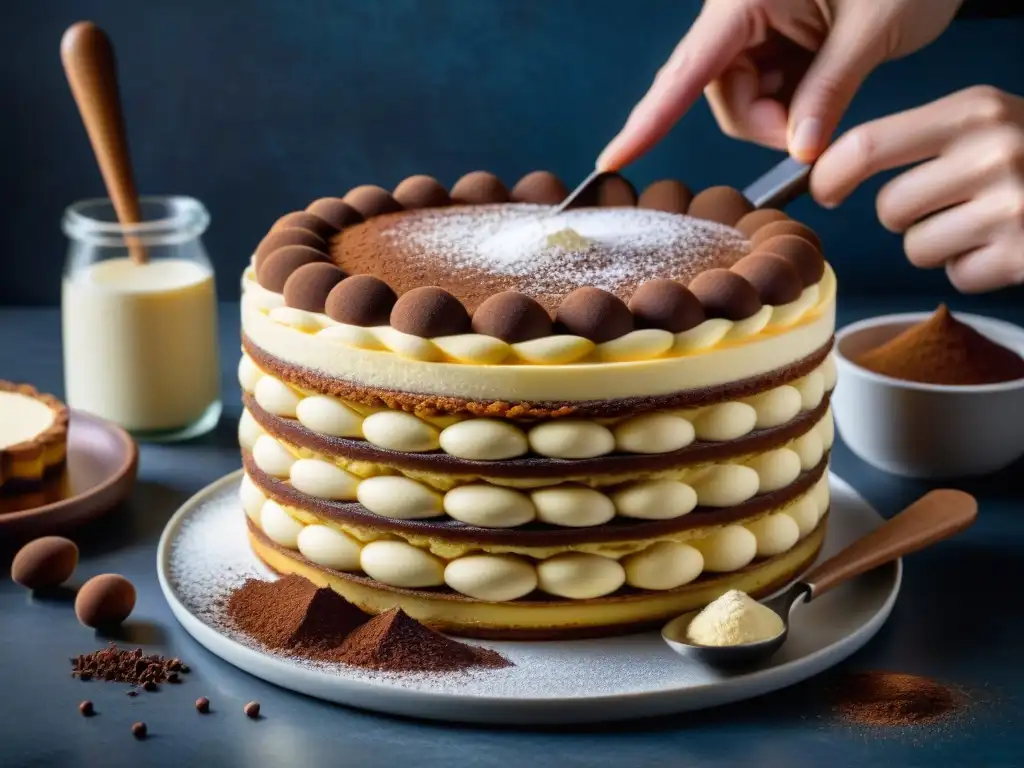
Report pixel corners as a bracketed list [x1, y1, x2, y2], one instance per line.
[1, 299, 1022, 768]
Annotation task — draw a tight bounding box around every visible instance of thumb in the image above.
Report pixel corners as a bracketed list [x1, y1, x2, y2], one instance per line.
[786, 21, 887, 162]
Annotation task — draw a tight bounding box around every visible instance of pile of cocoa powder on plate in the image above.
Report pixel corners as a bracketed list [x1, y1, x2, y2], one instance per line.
[226, 574, 510, 674]
[830, 671, 964, 727]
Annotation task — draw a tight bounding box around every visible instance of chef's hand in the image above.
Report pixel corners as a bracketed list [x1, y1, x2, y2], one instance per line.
[812, 86, 1024, 293]
[598, 0, 962, 170]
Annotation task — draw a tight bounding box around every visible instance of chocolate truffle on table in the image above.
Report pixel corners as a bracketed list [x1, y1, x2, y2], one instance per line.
[735, 209, 789, 238]
[305, 198, 364, 231]
[11, 536, 78, 589]
[324, 275, 397, 326]
[637, 179, 693, 213]
[393, 175, 451, 210]
[555, 287, 634, 343]
[731, 253, 803, 305]
[450, 171, 509, 204]
[471, 291, 553, 343]
[283, 262, 346, 313]
[253, 228, 326, 271]
[75, 573, 136, 628]
[688, 268, 763, 320]
[510, 171, 568, 205]
[687, 186, 754, 226]
[343, 185, 403, 219]
[573, 172, 637, 208]
[257, 245, 329, 292]
[755, 234, 826, 285]
[751, 219, 823, 251]
[272, 211, 337, 241]
[628, 278, 705, 333]
[390, 286, 470, 337]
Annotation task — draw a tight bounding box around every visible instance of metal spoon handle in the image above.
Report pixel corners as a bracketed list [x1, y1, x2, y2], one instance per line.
[61, 21, 146, 264]
[803, 489, 977, 600]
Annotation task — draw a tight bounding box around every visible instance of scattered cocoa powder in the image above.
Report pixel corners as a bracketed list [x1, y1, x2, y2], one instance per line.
[856, 304, 1024, 385]
[831, 671, 962, 727]
[334, 607, 511, 673]
[70, 644, 191, 690]
[225, 575, 510, 673]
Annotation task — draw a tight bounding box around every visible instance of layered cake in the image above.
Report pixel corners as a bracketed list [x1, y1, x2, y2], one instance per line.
[0, 381, 69, 490]
[237, 171, 836, 639]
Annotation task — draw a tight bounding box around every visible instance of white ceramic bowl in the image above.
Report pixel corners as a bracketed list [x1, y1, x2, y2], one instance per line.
[832, 311, 1024, 479]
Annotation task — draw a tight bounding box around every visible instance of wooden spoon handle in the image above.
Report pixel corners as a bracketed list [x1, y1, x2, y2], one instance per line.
[804, 489, 977, 599]
[61, 21, 145, 263]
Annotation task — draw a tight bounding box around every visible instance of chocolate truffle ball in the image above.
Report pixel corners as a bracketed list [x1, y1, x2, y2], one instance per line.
[754, 234, 826, 286]
[75, 574, 136, 628]
[734, 209, 789, 238]
[510, 171, 568, 205]
[306, 198, 364, 231]
[750, 220, 823, 251]
[253, 228, 327, 272]
[637, 180, 693, 214]
[471, 291, 553, 343]
[450, 171, 510, 204]
[688, 269, 763, 320]
[555, 287, 634, 343]
[390, 286, 471, 337]
[325, 275, 398, 326]
[271, 211, 337, 240]
[593, 173, 637, 207]
[11, 536, 78, 590]
[730, 253, 803, 305]
[343, 185, 403, 218]
[393, 175, 451, 209]
[628, 279, 705, 333]
[688, 186, 754, 226]
[257, 246, 329, 293]
[283, 262, 346, 313]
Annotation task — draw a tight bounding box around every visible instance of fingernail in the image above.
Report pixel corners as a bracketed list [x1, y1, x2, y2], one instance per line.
[790, 118, 823, 160]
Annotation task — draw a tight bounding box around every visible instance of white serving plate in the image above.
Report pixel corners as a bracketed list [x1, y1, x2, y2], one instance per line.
[157, 469, 900, 725]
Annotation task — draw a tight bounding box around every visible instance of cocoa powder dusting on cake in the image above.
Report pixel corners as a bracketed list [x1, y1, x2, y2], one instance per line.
[831, 671, 962, 727]
[335, 607, 511, 673]
[856, 304, 1024, 385]
[227, 576, 510, 673]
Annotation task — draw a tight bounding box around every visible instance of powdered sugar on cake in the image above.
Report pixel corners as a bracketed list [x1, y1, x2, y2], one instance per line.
[382, 204, 748, 298]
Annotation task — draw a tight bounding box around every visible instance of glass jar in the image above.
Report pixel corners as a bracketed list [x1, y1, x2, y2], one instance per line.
[61, 196, 221, 442]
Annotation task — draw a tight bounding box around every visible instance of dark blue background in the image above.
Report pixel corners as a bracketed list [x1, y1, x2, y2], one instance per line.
[4, 0, 1023, 305]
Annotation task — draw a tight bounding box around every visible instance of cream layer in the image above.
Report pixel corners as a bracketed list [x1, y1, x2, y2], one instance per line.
[241, 471, 830, 602]
[239, 270, 836, 402]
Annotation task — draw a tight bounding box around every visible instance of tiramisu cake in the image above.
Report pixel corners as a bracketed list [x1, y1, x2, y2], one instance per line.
[236, 171, 836, 639]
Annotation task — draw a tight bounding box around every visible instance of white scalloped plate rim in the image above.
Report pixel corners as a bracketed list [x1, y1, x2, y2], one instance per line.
[156, 468, 900, 725]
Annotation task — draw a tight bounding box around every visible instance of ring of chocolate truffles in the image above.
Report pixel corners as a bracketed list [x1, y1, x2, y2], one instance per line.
[735, 209, 789, 238]
[510, 171, 568, 205]
[471, 291, 553, 343]
[730, 253, 803, 305]
[11, 536, 78, 590]
[555, 287, 634, 343]
[393, 175, 451, 209]
[306, 198, 364, 231]
[325, 274, 398, 326]
[272, 211, 337, 241]
[343, 185, 404, 219]
[750, 219, 823, 251]
[688, 268, 763, 320]
[283, 262, 346, 312]
[254, 228, 327, 271]
[257, 245, 330, 292]
[755, 234, 826, 286]
[628, 279, 706, 333]
[390, 286, 471, 337]
[637, 179, 693, 214]
[450, 171, 509, 204]
[75, 573, 136, 628]
[687, 186, 754, 226]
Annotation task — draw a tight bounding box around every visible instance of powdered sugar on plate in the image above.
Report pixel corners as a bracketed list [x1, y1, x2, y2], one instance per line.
[382, 204, 748, 298]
